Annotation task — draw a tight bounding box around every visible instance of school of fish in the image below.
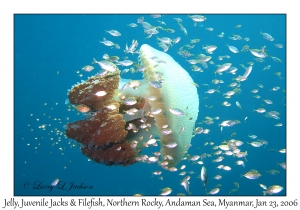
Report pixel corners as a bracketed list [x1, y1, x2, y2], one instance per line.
[26, 14, 285, 196]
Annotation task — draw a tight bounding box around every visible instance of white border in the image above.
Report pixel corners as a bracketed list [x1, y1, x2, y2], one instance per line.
[1, 0, 299, 209]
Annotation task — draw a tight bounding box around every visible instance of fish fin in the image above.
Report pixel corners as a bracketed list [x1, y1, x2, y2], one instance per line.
[92, 58, 97, 64]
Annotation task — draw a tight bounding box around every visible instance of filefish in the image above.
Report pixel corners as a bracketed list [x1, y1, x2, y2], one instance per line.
[207, 188, 220, 195]
[160, 187, 172, 196]
[266, 169, 280, 175]
[263, 185, 283, 196]
[242, 169, 262, 180]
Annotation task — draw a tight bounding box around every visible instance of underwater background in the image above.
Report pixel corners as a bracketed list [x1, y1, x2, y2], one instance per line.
[14, 14, 286, 196]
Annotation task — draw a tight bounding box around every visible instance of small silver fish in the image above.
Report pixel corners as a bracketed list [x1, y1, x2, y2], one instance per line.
[200, 166, 208, 190]
[179, 126, 185, 133]
[236, 101, 242, 109]
[94, 91, 107, 97]
[106, 30, 121, 37]
[93, 58, 118, 72]
[263, 185, 283, 196]
[100, 38, 115, 46]
[242, 169, 261, 180]
[149, 81, 162, 89]
[207, 188, 220, 195]
[169, 108, 184, 116]
[127, 23, 138, 27]
[227, 45, 239, 53]
[260, 32, 275, 41]
[51, 178, 59, 186]
[163, 142, 177, 148]
[117, 60, 133, 66]
[124, 97, 137, 106]
[161, 128, 172, 135]
[146, 139, 157, 145]
[82, 65, 94, 72]
[151, 108, 162, 115]
[160, 187, 172, 195]
[259, 184, 267, 190]
[180, 180, 191, 195]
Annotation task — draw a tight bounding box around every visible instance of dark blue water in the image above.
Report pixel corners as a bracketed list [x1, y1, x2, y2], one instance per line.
[14, 14, 286, 196]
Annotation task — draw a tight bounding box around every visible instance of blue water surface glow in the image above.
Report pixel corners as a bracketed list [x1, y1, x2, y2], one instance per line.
[14, 14, 286, 196]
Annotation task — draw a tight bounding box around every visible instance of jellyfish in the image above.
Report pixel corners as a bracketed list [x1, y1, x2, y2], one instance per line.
[65, 44, 199, 167]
